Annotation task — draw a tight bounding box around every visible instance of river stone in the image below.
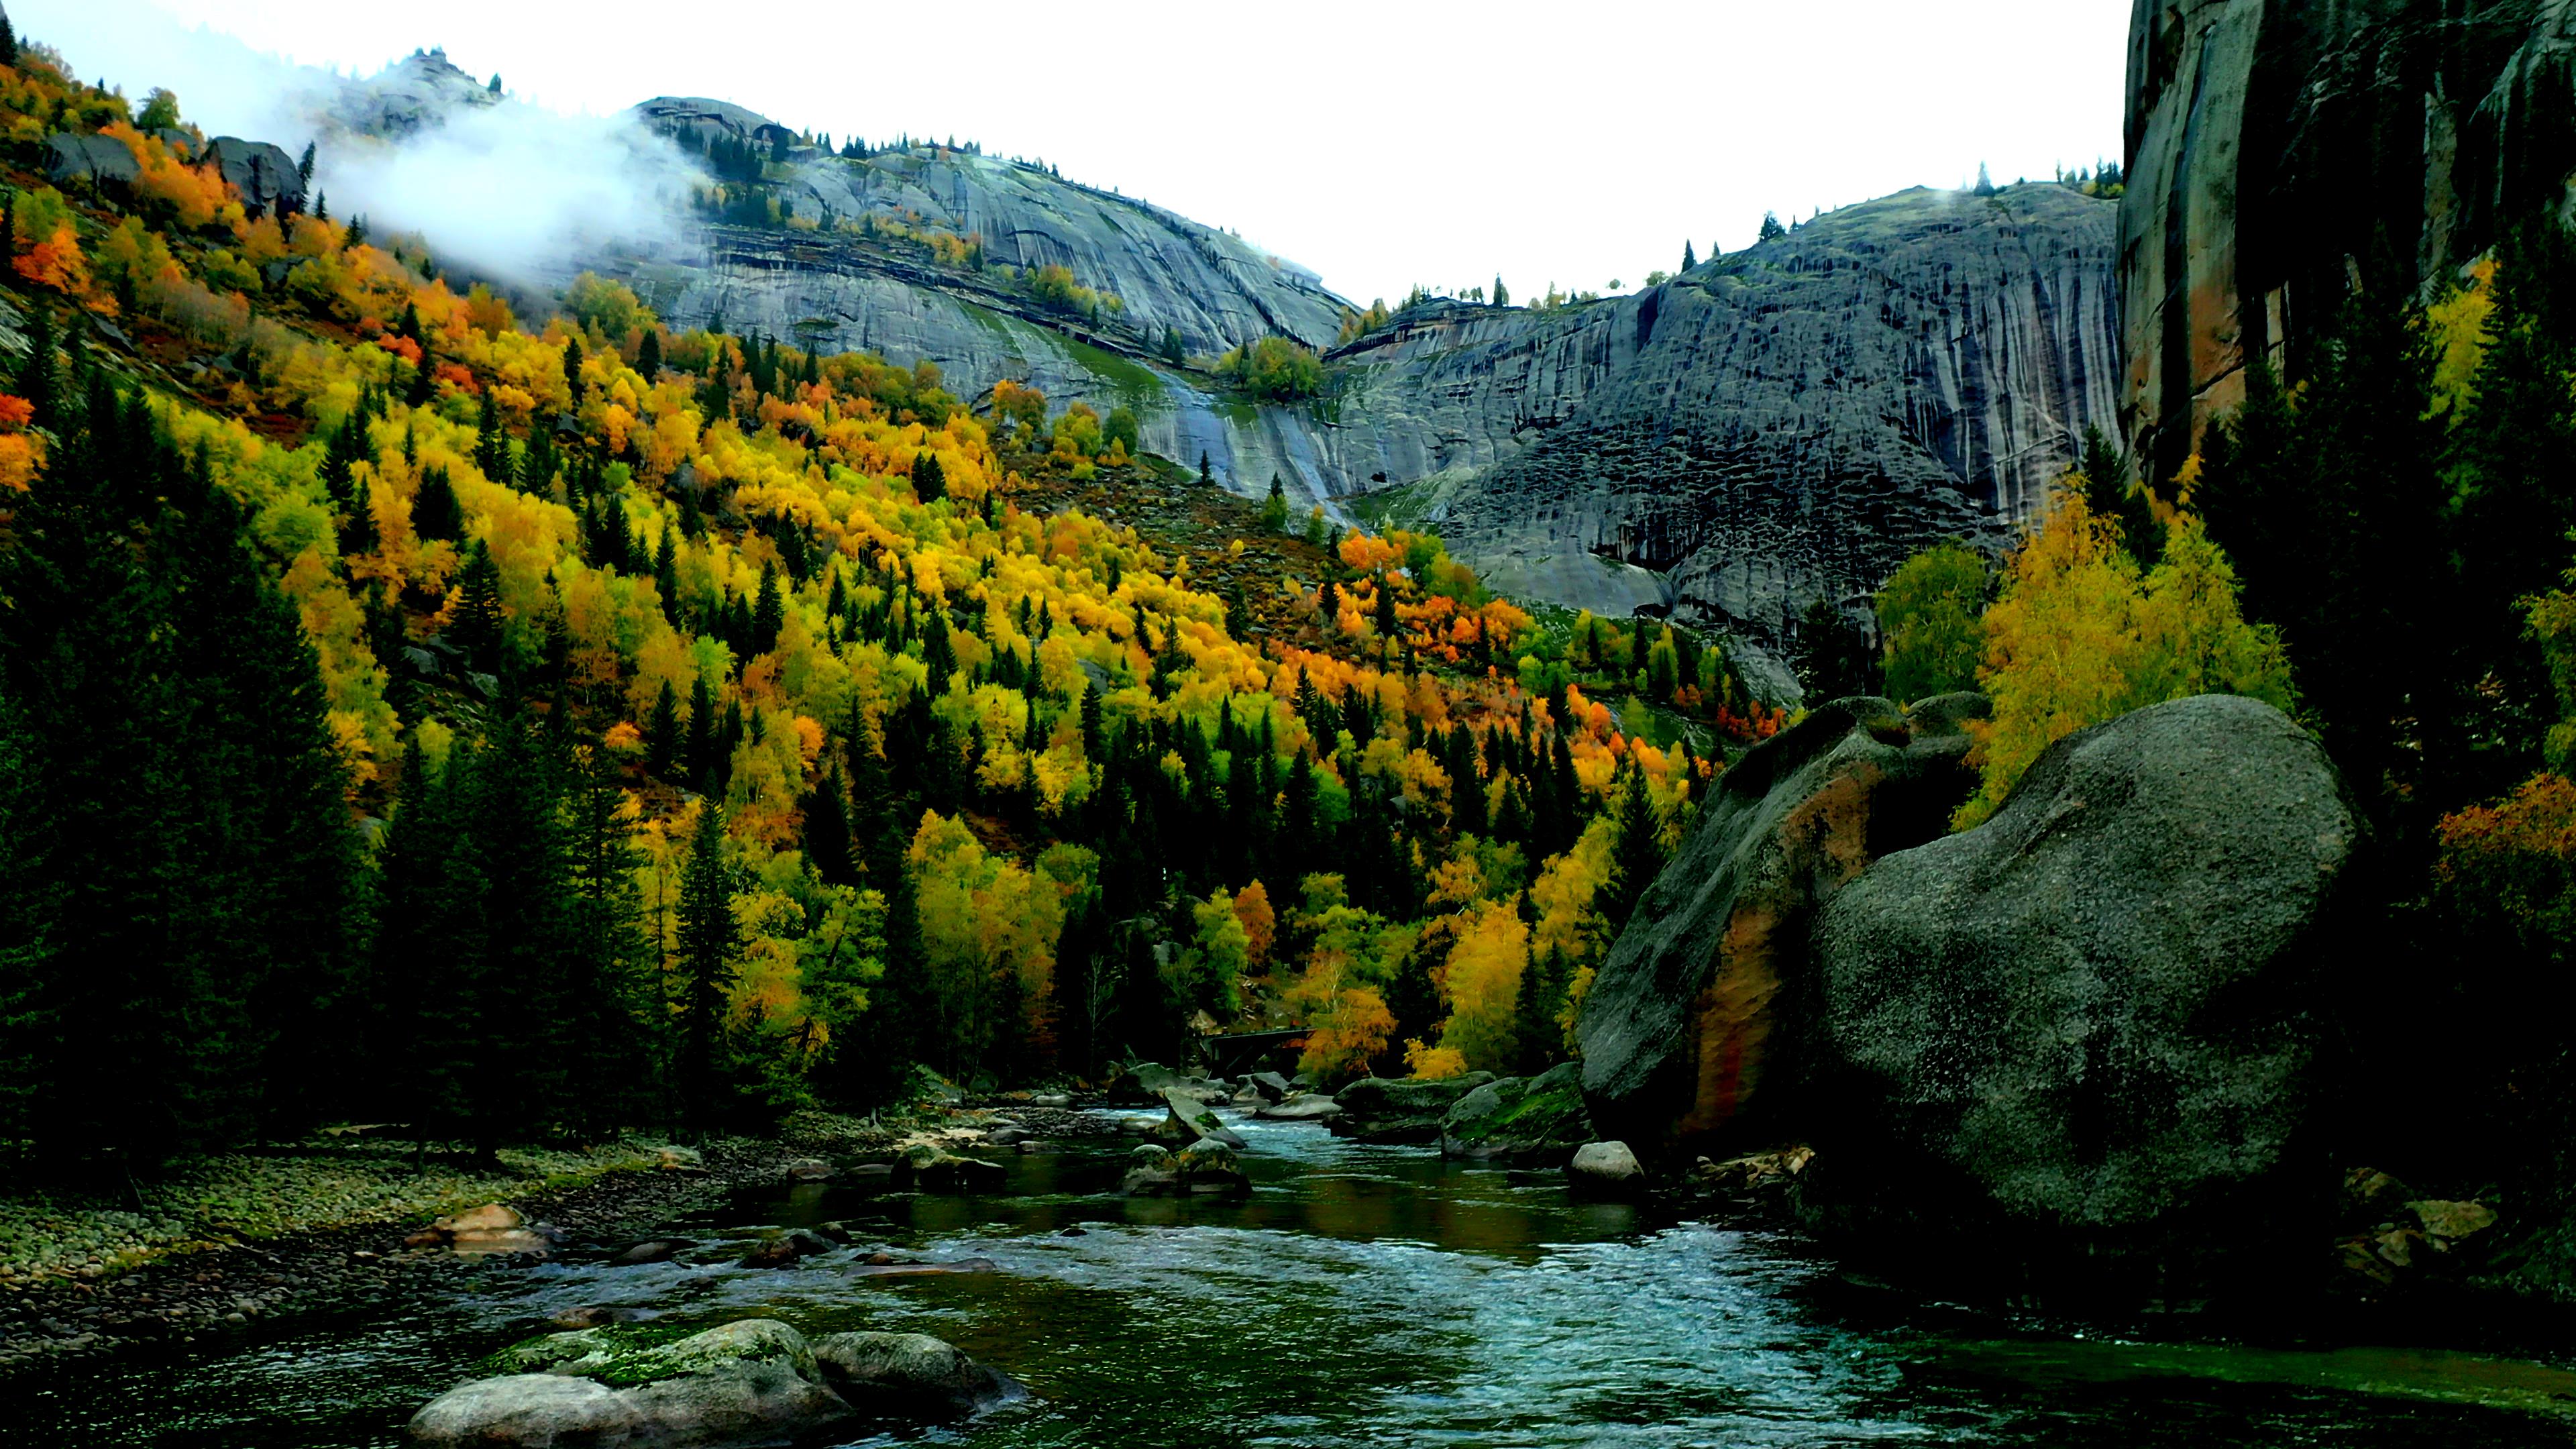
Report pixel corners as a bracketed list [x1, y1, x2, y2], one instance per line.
[1802, 695, 2359, 1301]
[1248, 1071, 1292, 1102]
[810, 1331, 1026, 1417]
[1440, 1062, 1593, 1167]
[406, 1374, 641, 1446]
[1254, 1093, 1342, 1123]
[1176, 1138, 1252, 1197]
[1328, 1074, 1499, 1144]
[1122, 1145, 1181, 1196]
[1578, 695, 1986, 1157]
[1569, 1142, 1648, 1194]
[1159, 1087, 1246, 1148]
[420, 1320, 851, 1446]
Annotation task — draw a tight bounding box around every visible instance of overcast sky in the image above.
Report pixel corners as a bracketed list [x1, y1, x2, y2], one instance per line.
[15, 0, 2133, 308]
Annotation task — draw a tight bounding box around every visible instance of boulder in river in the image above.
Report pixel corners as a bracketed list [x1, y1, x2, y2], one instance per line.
[1329, 1074, 1498, 1144]
[1568, 1142, 1648, 1195]
[1440, 1062, 1593, 1166]
[1801, 694, 2359, 1301]
[1176, 1138, 1253, 1196]
[1254, 1093, 1342, 1123]
[810, 1331, 1026, 1417]
[1578, 695, 1986, 1157]
[1157, 1087, 1247, 1148]
[411, 1319, 850, 1447]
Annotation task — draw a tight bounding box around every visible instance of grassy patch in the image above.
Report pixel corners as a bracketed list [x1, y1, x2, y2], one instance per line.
[0, 1137, 682, 1285]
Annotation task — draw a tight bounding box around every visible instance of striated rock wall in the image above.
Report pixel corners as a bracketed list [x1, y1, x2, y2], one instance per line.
[572, 110, 2116, 669]
[2122, 0, 2576, 477]
[1415, 186, 2123, 649]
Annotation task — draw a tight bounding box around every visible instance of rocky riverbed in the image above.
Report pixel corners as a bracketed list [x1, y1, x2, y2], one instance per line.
[8, 1102, 2576, 1448]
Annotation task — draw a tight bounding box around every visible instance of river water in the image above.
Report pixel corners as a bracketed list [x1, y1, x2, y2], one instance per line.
[11, 1108, 2576, 1447]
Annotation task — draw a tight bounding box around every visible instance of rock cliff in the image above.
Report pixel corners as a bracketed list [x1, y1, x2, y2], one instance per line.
[2122, 0, 2576, 476]
[1375, 186, 2121, 647]
[339, 57, 2121, 666]
[605, 172, 2117, 666]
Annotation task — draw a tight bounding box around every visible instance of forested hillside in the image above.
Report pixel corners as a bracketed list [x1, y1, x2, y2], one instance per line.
[0, 36, 1788, 1174]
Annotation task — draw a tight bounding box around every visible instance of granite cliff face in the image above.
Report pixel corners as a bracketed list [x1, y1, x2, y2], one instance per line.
[2123, 0, 2576, 474]
[604, 171, 2116, 670]
[304, 68, 2121, 676]
[1368, 186, 2121, 652]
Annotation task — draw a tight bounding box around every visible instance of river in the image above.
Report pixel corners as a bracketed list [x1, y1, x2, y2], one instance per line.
[9, 1108, 2576, 1446]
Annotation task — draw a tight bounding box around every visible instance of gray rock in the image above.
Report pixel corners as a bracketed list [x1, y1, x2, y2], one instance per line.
[2121, 0, 2576, 476]
[406, 1374, 639, 1446]
[1328, 1074, 1499, 1144]
[1248, 1071, 1292, 1102]
[612, 1238, 691, 1265]
[44, 133, 140, 190]
[203, 138, 305, 214]
[416, 1319, 850, 1446]
[1122, 1144, 1181, 1196]
[1803, 695, 2359, 1299]
[1569, 1142, 1647, 1194]
[1252, 1093, 1342, 1122]
[1578, 695, 1986, 1157]
[1440, 1061, 1593, 1166]
[809, 1330, 1025, 1417]
[1158, 1087, 1246, 1148]
[1175, 1137, 1252, 1197]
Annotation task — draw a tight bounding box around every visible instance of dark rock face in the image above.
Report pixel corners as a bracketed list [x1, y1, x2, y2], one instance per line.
[1439, 1062, 1593, 1166]
[2123, 0, 2576, 476]
[1397, 187, 2121, 651]
[810, 1331, 1025, 1418]
[204, 138, 307, 215]
[1576, 695, 1987, 1157]
[1801, 695, 2359, 1303]
[44, 133, 139, 189]
[1328, 1074, 1498, 1143]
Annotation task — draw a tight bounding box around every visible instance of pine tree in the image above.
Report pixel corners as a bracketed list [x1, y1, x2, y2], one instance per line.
[561, 749, 654, 1134]
[340, 475, 378, 555]
[647, 679, 682, 779]
[449, 539, 504, 672]
[638, 329, 663, 378]
[674, 803, 741, 1129]
[1599, 767, 1666, 931]
[296, 141, 315, 188]
[804, 761, 856, 886]
[750, 561, 784, 657]
[1680, 241, 1697, 272]
[1758, 211, 1786, 243]
[1492, 277, 1509, 308]
[413, 464, 464, 542]
[686, 676, 716, 788]
[910, 450, 945, 503]
[563, 337, 586, 408]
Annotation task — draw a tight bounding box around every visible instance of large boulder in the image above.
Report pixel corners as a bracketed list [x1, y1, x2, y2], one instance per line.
[44, 133, 140, 189]
[1578, 695, 1986, 1155]
[1157, 1087, 1246, 1148]
[810, 1332, 1024, 1417]
[203, 138, 305, 214]
[411, 1319, 850, 1447]
[1253, 1093, 1342, 1122]
[1328, 1073, 1499, 1144]
[1801, 694, 2359, 1302]
[1439, 1062, 1593, 1166]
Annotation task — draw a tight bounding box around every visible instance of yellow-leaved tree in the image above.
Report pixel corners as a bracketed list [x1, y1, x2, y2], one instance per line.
[1958, 487, 2296, 828]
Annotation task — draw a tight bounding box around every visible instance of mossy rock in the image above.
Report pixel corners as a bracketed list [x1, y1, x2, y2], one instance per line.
[1440, 1061, 1593, 1166]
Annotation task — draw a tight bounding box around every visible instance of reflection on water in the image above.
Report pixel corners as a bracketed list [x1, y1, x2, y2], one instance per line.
[7, 1108, 2575, 1448]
